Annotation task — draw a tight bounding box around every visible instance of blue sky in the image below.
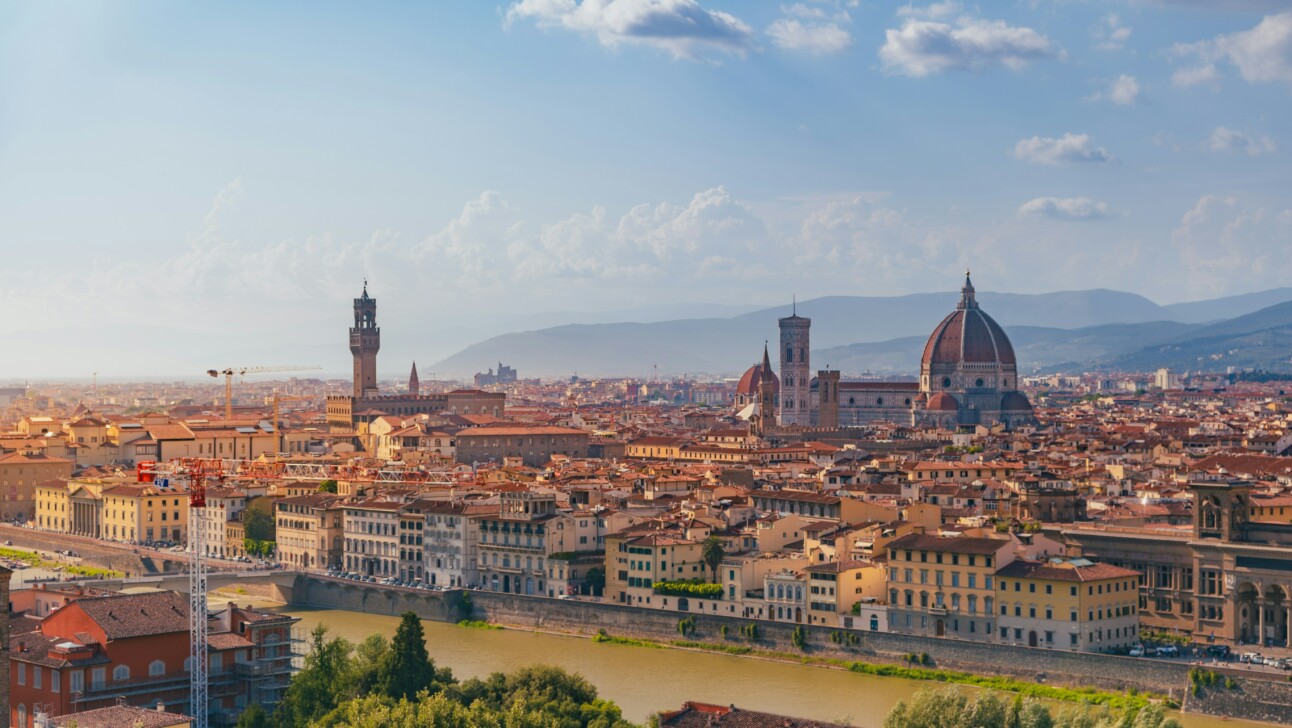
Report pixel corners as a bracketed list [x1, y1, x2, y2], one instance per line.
[2, 1, 1291, 376]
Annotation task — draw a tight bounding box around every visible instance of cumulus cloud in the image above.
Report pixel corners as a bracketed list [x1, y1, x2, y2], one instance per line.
[1209, 126, 1278, 155]
[1011, 133, 1112, 165]
[879, 11, 1060, 76]
[1018, 197, 1113, 221]
[767, 3, 852, 55]
[1173, 194, 1292, 295]
[504, 0, 755, 60]
[1088, 74, 1140, 105]
[896, 2, 961, 20]
[1093, 14, 1132, 51]
[1171, 11, 1292, 90]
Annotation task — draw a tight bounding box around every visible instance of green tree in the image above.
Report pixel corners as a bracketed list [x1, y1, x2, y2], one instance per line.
[584, 566, 606, 595]
[234, 702, 270, 728]
[243, 505, 275, 543]
[319, 479, 339, 493]
[378, 612, 449, 701]
[273, 625, 353, 727]
[701, 535, 725, 583]
[349, 633, 390, 696]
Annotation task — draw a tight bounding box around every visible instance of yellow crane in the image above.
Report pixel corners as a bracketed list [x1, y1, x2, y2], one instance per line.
[206, 365, 322, 419]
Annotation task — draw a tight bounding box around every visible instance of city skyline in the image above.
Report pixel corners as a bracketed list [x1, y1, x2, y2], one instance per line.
[2, 1, 1291, 376]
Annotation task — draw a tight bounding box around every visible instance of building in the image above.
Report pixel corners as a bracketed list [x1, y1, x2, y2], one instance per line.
[605, 530, 707, 606]
[454, 426, 590, 467]
[804, 559, 887, 627]
[325, 284, 506, 432]
[0, 453, 73, 523]
[8, 591, 300, 728]
[49, 704, 191, 727]
[1063, 478, 1292, 647]
[778, 306, 811, 427]
[474, 363, 518, 387]
[658, 702, 849, 728]
[885, 533, 1013, 641]
[476, 491, 562, 596]
[742, 274, 1035, 431]
[342, 500, 403, 577]
[995, 557, 1140, 652]
[418, 500, 481, 588]
[275, 494, 344, 571]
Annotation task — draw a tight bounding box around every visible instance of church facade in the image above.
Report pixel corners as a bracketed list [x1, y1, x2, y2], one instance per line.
[735, 274, 1035, 431]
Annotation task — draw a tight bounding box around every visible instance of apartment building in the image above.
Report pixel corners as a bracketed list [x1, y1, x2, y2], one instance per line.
[0, 453, 73, 522]
[995, 558, 1141, 652]
[342, 500, 403, 577]
[885, 533, 1013, 641]
[475, 491, 560, 596]
[96, 483, 188, 544]
[275, 493, 344, 571]
[417, 500, 481, 588]
[605, 530, 706, 606]
[804, 559, 887, 627]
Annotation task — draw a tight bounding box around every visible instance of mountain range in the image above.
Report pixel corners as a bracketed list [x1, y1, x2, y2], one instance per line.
[431, 288, 1292, 378]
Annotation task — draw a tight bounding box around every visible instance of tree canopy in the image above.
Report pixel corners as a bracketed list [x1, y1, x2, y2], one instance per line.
[884, 689, 1183, 728]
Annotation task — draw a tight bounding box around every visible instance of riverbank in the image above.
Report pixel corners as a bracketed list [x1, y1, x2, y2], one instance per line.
[274, 606, 1277, 728]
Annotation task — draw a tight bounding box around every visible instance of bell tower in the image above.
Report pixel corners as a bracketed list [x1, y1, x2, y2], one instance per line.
[778, 298, 811, 427]
[350, 280, 380, 399]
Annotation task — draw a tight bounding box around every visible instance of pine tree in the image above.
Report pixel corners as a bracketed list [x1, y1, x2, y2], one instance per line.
[378, 612, 442, 701]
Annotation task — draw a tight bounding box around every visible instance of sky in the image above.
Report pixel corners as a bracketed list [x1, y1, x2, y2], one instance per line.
[2, 1, 1292, 378]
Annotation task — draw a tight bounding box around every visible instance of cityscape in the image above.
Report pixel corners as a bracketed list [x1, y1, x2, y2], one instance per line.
[3, 2, 1292, 728]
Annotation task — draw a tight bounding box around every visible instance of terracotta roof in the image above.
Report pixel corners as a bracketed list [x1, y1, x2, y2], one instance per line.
[996, 558, 1140, 582]
[886, 533, 1008, 555]
[51, 705, 191, 728]
[659, 702, 849, 728]
[67, 591, 190, 640]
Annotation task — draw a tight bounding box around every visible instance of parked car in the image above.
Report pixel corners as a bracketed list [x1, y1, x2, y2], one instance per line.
[1207, 645, 1231, 658]
[1129, 645, 1145, 657]
[1157, 645, 1179, 657]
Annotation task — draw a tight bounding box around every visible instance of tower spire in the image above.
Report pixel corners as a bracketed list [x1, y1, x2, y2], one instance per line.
[959, 269, 977, 309]
[409, 361, 420, 396]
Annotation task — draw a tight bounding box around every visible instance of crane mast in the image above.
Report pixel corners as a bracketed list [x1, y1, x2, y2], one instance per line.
[188, 463, 216, 728]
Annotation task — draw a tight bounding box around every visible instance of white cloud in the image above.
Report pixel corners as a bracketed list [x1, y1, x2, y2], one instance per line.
[505, 0, 755, 60]
[1209, 126, 1278, 155]
[1018, 197, 1113, 220]
[879, 13, 1061, 76]
[767, 3, 852, 55]
[1011, 133, 1112, 165]
[1171, 11, 1292, 89]
[1088, 74, 1140, 105]
[1173, 194, 1292, 295]
[896, 2, 961, 20]
[1093, 14, 1132, 51]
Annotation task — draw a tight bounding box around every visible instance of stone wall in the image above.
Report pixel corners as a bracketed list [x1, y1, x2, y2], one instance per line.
[464, 590, 1190, 695]
[1183, 672, 1292, 725]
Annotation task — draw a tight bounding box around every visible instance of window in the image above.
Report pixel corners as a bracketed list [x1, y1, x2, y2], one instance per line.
[17, 661, 25, 686]
[91, 667, 106, 689]
[34, 666, 42, 689]
[150, 660, 166, 676]
[51, 670, 60, 693]
[69, 670, 83, 693]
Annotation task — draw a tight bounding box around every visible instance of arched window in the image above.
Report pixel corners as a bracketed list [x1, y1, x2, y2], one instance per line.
[17, 705, 25, 727]
[149, 660, 165, 676]
[785, 347, 793, 363]
[113, 665, 130, 682]
[185, 656, 195, 673]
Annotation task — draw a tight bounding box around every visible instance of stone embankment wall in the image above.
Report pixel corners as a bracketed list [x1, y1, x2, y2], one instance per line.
[0, 526, 169, 576]
[466, 590, 1189, 695]
[1183, 672, 1292, 725]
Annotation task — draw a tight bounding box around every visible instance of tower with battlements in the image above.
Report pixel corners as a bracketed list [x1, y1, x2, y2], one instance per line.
[350, 281, 381, 399]
[778, 302, 811, 427]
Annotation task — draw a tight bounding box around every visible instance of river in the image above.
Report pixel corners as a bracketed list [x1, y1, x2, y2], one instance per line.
[274, 606, 1272, 728]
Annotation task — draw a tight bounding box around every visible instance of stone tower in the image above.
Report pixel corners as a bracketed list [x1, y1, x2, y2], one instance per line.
[350, 281, 380, 399]
[408, 361, 420, 396]
[756, 343, 777, 435]
[817, 370, 840, 430]
[778, 300, 811, 426]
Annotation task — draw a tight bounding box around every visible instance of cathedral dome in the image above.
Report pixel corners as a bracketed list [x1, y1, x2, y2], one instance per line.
[736, 363, 778, 396]
[921, 273, 1016, 368]
[927, 392, 960, 411]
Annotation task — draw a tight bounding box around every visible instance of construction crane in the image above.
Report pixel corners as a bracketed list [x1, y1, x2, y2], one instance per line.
[206, 365, 321, 419]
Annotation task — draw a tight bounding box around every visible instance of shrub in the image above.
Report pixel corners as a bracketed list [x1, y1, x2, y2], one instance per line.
[677, 617, 696, 637]
[652, 580, 723, 599]
[791, 626, 807, 651]
[719, 624, 728, 639]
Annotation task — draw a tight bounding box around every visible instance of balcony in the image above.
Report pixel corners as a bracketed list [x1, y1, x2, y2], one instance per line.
[70, 673, 190, 704]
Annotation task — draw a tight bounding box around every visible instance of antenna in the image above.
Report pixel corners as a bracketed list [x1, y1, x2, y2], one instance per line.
[793, 294, 796, 316]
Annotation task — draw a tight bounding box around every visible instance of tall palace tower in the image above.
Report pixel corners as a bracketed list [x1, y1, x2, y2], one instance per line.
[350, 281, 380, 398]
[778, 301, 811, 426]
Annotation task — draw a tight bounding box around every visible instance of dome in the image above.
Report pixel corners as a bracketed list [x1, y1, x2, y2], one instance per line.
[736, 363, 779, 396]
[1000, 392, 1033, 411]
[921, 273, 1016, 368]
[927, 393, 960, 411]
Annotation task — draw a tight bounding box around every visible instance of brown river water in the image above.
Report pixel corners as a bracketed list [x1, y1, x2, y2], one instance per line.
[273, 606, 1275, 728]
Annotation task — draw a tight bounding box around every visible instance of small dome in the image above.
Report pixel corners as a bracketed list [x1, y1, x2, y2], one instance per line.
[927, 393, 960, 411]
[1000, 392, 1033, 411]
[736, 364, 778, 396]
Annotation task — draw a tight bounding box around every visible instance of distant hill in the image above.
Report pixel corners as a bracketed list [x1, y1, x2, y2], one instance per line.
[430, 288, 1292, 378]
[1104, 300, 1292, 372]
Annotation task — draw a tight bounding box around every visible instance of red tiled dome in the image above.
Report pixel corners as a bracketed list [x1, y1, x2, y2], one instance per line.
[736, 364, 779, 396]
[927, 393, 960, 411]
[1000, 392, 1033, 411]
[921, 274, 1016, 368]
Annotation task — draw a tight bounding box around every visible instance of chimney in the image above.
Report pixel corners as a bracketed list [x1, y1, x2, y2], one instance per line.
[156, 700, 166, 712]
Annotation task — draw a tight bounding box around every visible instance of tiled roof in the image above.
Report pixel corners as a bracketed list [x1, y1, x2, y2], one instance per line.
[69, 591, 190, 640]
[658, 702, 850, 728]
[51, 705, 191, 728]
[886, 533, 1008, 555]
